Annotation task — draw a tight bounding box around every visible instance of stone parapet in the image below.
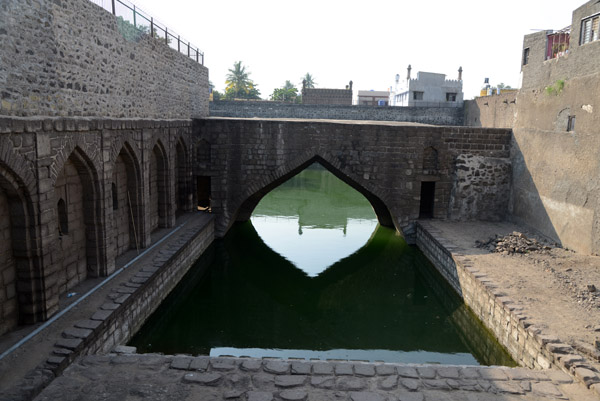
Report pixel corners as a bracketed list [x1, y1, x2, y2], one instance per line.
[210, 101, 464, 126]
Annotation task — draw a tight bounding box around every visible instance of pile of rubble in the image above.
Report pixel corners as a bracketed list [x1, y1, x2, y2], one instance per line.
[476, 231, 553, 255]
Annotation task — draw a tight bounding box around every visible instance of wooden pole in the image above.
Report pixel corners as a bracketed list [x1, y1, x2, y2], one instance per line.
[127, 190, 140, 255]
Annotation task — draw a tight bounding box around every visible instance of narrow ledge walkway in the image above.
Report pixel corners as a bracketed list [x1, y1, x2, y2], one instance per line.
[0, 212, 214, 401]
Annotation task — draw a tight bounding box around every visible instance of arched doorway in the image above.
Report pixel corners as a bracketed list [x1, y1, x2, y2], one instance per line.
[112, 144, 142, 256]
[149, 142, 169, 232]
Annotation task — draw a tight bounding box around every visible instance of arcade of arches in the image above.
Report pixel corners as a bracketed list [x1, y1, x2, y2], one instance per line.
[0, 117, 513, 337]
[0, 119, 197, 336]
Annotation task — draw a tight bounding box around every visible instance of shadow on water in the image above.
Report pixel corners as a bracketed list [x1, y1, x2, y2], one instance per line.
[129, 221, 515, 366]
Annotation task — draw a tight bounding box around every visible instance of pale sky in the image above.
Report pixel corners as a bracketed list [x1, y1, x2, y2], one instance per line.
[100, 0, 583, 100]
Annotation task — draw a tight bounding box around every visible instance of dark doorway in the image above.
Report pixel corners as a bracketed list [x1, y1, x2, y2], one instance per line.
[419, 181, 435, 218]
[197, 176, 211, 210]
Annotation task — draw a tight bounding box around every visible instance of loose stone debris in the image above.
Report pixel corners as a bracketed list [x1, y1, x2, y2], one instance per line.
[476, 232, 553, 255]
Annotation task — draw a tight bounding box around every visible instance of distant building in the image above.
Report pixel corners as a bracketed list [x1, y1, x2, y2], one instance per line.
[357, 90, 389, 106]
[389, 66, 464, 107]
[302, 81, 353, 105]
[520, 0, 600, 90]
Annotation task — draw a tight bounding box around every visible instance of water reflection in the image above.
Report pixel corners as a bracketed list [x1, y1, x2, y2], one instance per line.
[252, 163, 378, 276]
[129, 164, 516, 366]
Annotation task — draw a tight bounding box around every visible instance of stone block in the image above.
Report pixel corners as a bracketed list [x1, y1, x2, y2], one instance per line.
[274, 375, 307, 388]
[263, 360, 289, 374]
[91, 309, 113, 321]
[62, 327, 92, 339]
[182, 372, 222, 386]
[55, 338, 83, 350]
[336, 377, 367, 391]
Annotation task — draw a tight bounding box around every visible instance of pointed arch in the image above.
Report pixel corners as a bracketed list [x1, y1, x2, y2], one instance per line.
[112, 142, 143, 256]
[175, 137, 190, 214]
[54, 146, 105, 294]
[149, 140, 169, 232]
[0, 163, 41, 333]
[234, 154, 394, 233]
[423, 146, 439, 174]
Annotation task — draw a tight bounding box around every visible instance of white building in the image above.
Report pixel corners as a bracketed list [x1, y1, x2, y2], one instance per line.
[389, 65, 464, 107]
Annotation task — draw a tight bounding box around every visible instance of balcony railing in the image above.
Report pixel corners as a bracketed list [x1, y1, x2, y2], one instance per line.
[89, 0, 204, 65]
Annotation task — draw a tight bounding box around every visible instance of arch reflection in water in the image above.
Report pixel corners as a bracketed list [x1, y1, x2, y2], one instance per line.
[251, 163, 377, 277]
[129, 164, 516, 366]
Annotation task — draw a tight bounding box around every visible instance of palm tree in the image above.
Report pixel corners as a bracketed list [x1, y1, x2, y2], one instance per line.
[225, 61, 260, 99]
[301, 73, 316, 89]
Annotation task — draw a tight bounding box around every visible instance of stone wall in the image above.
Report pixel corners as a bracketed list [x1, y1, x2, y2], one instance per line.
[194, 118, 512, 238]
[464, 93, 518, 128]
[0, 116, 197, 335]
[461, 1, 600, 255]
[302, 88, 352, 105]
[209, 101, 465, 125]
[0, 0, 209, 118]
[449, 154, 512, 221]
[416, 222, 554, 370]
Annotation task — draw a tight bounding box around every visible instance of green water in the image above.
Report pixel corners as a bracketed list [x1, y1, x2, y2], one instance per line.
[130, 164, 516, 366]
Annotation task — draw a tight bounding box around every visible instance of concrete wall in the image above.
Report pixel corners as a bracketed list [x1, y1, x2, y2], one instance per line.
[462, 0, 600, 255]
[520, 1, 600, 90]
[0, 0, 209, 118]
[0, 117, 197, 335]
[464, 92, 518, 128]
[209, 101, 465, 125]
[194, 118, 512, 238]
[510, 71, 600, 255]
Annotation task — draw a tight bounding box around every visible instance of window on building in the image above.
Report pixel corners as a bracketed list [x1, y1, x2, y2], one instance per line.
[522, 48, 530, 65]
[567, 115, 576, 132]
[446, 93, 457, 102]
[413, 91, 424, 101]
[581, 15, 599, 45]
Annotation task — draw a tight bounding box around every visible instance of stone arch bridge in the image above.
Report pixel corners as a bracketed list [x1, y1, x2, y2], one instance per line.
[194, 118, 512, 237]
[0, 116, 511, 336]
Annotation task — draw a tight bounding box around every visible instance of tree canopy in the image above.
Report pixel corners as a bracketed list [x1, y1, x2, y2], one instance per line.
[271, 80, 298, 102]
[225, 61, 261, 99]
[301, 73, 316, 89]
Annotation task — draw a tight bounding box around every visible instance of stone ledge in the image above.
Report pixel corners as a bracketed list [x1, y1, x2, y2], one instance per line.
[415, 221, 600, 395]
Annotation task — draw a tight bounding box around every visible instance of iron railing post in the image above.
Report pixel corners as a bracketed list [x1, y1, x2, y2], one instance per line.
[187, 42, 190, 57]
[111, 0, 115, 15]
[178, 35, 180, 52]
[196, 49, 198, 63]
[150, 17, 154, 38]
[165, 27, 168, 45]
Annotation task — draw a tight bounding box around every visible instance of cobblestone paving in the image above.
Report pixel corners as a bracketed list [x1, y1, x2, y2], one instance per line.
[34, 352, 600, 400]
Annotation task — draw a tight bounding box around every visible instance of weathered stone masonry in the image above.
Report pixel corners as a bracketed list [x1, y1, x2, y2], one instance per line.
[210, 100, 465, 126]
[0, 117, 197, 336]
[0, 0, 208, 118]
[194, 118, 513, 238]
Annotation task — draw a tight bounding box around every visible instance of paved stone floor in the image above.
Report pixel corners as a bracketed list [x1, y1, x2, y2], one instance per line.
[34, 353, 598, 401]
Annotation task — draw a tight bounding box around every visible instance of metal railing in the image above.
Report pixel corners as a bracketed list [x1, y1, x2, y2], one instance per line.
[89, 0, 204, 65]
